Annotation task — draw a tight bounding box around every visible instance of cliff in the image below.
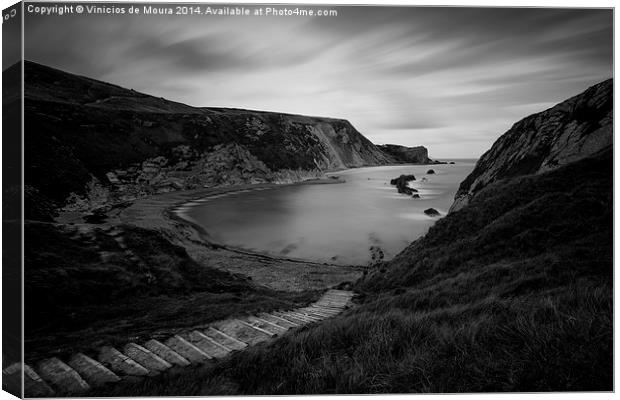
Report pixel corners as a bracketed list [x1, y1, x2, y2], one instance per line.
[23, 61, 393, 211]
[451, 79, 613, 212]
[377, 144, 435, 164]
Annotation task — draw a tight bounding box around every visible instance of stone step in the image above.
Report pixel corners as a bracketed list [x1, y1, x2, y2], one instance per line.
[307, 310, 340, 318]
[322, 298, 352, 304]
[203, 327, 248, 351]
[67, 353, 120, 387]
[315, 301, 348, 308]
[318, 297, 348, 304]
[324, 294, 353, 300]
[306, 305, 341, 314]
[211, 319, 272, 346]
[321, 296, 351, 302]
[286, 311, 321, 322]
[24, 364, 55, 397]
[98, 346, 149, 376]
[237, 319, 280, 337]
[164, 335, 211, 364]
[317, 298, 346, 303]
[324, 291, 353, 298]
[320, 297, 350, 303]
[258, 313, 299, 329]
[322, 296, 351, 302]
[143, 339, 190, 367]
[244, 315, 289, 334]
[327, 290, 353, 296]
[182, 331, 231, 358]
[294, 310, 327, 320]
[36, 357, 90, 394]
[277, 311, 315, 324]
[123, 343, 172, 375]
[320, 293, 352, 301]
[300, 307, 337, 318]
[320, 294, 351, 301]
[309, 303, 342, 311]
[272, 312, 310, 325]
[317, 304, 346, 310]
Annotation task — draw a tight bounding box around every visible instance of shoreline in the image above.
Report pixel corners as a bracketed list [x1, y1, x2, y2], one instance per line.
[166, 177, 350, 266]
[131, 162, 467, 269]
[110, 177, 362, 292]
[57, 162, 460, 290]
[165, 162, 472, 267]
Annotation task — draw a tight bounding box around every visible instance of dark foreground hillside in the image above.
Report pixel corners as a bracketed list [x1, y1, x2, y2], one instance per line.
[92, 146, 612, 396]
[23, 223, 319, 362]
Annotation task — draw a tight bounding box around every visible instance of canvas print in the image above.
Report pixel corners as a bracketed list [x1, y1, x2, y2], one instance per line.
[1, 2, 614, 397]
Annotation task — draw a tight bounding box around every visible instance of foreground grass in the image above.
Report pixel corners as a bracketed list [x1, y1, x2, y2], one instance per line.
[96, 278, 610, 396]
[91, 148, 612, 395]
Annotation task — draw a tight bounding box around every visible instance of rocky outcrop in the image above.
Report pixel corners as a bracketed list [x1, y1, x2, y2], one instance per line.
[390, 174, 416, 195]
[23, 61, 392, 211]
[424, 208, 440, 217]
[450, 79, 613, 212]
[378, 144, 437, 164]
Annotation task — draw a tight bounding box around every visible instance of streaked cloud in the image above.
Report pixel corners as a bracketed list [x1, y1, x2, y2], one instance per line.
[24, 5, 612, 158]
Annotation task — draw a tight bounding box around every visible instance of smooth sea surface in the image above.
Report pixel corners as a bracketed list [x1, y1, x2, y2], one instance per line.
[185, 161, 476, 265]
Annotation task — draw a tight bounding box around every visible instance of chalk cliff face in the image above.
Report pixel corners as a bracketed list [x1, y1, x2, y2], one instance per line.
[376, 144, 434, 164]
[23, 61, 392, 210]
[451, 79, 613, 212]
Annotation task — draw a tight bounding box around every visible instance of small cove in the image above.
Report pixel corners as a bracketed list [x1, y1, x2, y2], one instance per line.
[183, 161, 476, 265]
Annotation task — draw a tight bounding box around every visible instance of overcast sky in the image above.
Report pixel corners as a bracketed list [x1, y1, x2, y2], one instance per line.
[24, 6, 612, 158]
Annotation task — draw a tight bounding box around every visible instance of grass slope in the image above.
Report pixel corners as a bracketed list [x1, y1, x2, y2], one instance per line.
[92, 147, 612, 396]
[24, 223, 319, 362]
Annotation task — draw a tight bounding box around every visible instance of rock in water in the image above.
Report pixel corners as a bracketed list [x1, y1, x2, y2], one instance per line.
[427, 169, 435, 174]
[412, 194, 420, 199]
[389, 174, 417, 195]
[390, 174, 416, 185]
[424, 208, 440, 217]
[450, 79, 613, 213]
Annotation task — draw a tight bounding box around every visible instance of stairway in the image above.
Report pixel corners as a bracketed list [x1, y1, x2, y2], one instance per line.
[4, 290, 354, 397]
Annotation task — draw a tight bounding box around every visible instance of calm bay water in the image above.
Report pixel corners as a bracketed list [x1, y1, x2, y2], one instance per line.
[185, 161, 476, 265]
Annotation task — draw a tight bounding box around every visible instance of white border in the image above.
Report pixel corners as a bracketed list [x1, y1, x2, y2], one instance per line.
[0, 1, 616, 400]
